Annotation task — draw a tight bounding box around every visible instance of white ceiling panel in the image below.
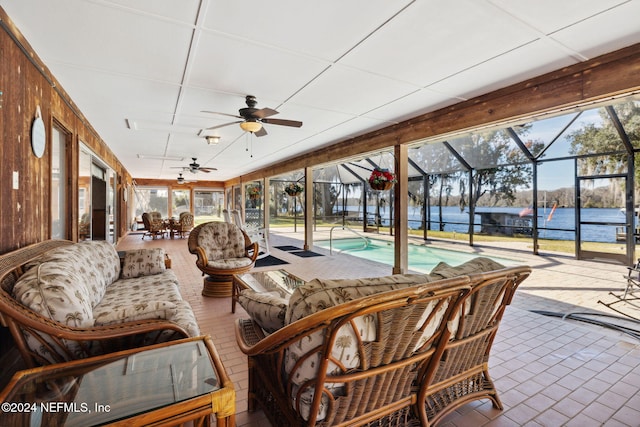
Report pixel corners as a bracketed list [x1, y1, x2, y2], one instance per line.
[187, 30, 330, 98]
[289, 65, 419, 116]
[362, 88, 460, 123]
[427, 39, 579, 101]
[488, 0, 630, 36]
[339, 0, 539, 87]
[1, 0, 638, 181]
[548, 1, 640, 58]
[203, 1, 414, 61]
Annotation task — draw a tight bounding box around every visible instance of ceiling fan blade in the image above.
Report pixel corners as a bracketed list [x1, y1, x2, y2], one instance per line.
[255, 127, 268, 137]
[198, 167, 217, 172]
[261, 118, 303, 128]
[201, 110, 242, 119]
[205, 121, 242, 131]
[252, 107, 278, 119]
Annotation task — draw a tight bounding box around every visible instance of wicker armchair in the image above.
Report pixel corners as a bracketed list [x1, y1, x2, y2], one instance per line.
[235, 276, 473, 427]
[188, 221, 258, 297]
[418, 264, 531, 425]
[172, 212, 194, 238]
[141, 212, 165, 240]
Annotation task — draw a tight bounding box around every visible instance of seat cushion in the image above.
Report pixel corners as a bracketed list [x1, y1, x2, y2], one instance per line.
[208, 257, 253, 269]
[93, 270, 200, 336]
[93, 300, 178, 325]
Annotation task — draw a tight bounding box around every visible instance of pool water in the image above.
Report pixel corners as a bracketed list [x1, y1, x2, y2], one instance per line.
[316, 238, 520, 273]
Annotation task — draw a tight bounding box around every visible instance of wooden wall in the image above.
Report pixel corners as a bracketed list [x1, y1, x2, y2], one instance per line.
[0, 9, 131, 254]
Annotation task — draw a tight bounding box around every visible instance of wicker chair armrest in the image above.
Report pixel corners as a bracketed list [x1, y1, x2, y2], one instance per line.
[192, 246, 209, 268]
[245, 241, 259, 262]
[235, 318, 267, 349]
[53, 319, 190, 341]
[1, 293, 189, 341]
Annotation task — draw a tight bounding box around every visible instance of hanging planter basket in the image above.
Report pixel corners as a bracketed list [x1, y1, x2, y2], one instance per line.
[284, 183, 304, 197]
[370, 181, 394, 191]
[247, 186, 261, 200]
[368, 168, 396, 191]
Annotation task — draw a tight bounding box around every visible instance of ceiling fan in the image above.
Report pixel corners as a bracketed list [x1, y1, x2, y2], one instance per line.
[171, 158, 217, 174]
[200, 95, 302, 137]
[176, 173, 197, 184]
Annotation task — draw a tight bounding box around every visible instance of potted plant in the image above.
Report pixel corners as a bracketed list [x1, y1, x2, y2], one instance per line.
[368, 167, 396, 191]
[284, 182, 304, 197]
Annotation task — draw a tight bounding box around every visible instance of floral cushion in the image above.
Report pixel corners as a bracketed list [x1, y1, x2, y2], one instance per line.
[121, 248, 166, 279]
[238, 289, 288, 333]
[285, 273, 432, 325]
[283, 273, 437, 421]
[94, 300, 177, 325]
[94, 270, 200, 337]
[429, 257, 505, 279]
[197, 222, 247, 261]
[20, 240, 121, 307]
[13, 261, 94, 328]
[430, 257, 508, 334]
[208, 257, 253, 270]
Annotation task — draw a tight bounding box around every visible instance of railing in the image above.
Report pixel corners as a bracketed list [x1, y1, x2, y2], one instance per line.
[329, 225, 370, 255]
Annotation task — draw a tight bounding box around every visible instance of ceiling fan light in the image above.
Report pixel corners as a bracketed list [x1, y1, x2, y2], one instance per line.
[206, 135, 220, 145]
[240, 121, 262, 133]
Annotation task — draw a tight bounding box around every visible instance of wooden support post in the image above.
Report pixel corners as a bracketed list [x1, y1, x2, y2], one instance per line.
[393, 144, 408, 274]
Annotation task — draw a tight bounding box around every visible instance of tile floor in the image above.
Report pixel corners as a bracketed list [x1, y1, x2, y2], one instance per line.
[116, 229, 640, 426]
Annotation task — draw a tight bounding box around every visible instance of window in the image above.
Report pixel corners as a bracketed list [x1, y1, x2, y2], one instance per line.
[51, 124, 69, 239]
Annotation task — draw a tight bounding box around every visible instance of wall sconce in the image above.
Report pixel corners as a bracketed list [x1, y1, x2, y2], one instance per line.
[206, 135, 220, 145]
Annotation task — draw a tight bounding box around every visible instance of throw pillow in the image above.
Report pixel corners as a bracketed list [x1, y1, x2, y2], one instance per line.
[121, 248, 166, 279]
[238, 289, 288, 333]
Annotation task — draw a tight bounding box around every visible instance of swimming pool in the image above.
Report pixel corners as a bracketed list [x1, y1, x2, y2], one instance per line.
[315, 238, 520, 273]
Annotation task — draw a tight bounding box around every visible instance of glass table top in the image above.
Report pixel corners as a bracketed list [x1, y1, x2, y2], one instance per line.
[236, 269, 305, 298]
[2, 340, 219, 426]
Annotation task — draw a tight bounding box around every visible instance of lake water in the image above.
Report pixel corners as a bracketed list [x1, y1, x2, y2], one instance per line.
[349, 206, 628, 243]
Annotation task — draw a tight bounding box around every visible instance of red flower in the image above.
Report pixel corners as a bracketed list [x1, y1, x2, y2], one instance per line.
[368, 168, 397, 185]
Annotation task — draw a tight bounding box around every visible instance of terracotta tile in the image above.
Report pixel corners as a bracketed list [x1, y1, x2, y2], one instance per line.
[112, 230, 640, 426]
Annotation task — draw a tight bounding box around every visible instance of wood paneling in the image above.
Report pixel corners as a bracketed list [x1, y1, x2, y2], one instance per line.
[0, 9, 132, 254]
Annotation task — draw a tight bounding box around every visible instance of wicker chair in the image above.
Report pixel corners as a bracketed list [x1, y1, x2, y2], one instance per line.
[418, 265, 532, 425]
[235, 276, 473, 427]
[188, 221, 258, 297]
[141, 212, 165, 240]
[172, 212, 194, 238]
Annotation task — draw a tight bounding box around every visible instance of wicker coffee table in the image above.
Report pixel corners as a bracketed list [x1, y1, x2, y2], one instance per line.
[0, 336, 235, 427]
[232, 269, 305, 313]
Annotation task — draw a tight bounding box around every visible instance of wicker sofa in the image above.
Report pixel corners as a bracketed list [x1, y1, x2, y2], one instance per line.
[235, 257, 531, 426]
[0, 240, 200, 367]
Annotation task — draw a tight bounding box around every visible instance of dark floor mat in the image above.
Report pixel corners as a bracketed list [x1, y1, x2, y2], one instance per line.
[290, 250, 324, 258]
[274, 245, 301, 252]
[255, 255, 289, 267]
